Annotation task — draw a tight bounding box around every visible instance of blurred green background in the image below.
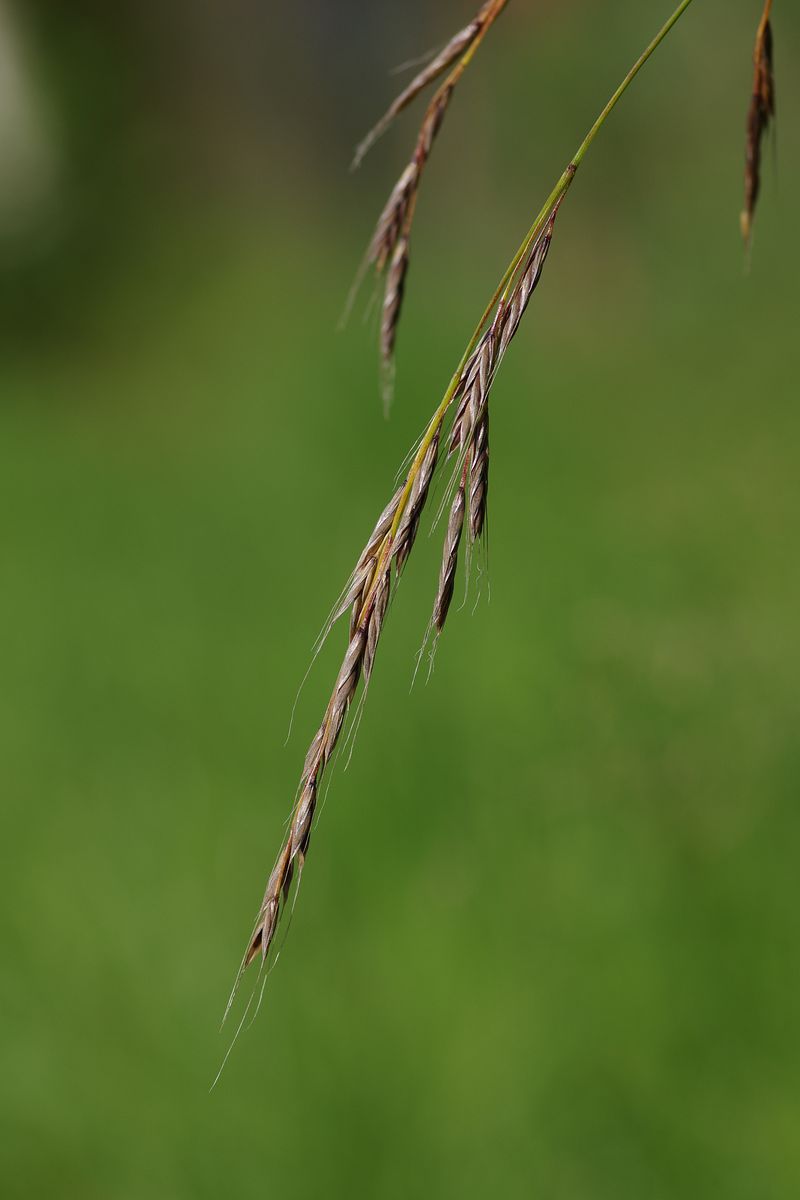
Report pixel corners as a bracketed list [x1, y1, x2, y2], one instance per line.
[1, 1, 798, 1196]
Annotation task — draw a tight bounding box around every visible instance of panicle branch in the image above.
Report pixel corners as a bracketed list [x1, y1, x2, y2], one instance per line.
[354, 0, 510, 396]
[352, 0, 509, 170]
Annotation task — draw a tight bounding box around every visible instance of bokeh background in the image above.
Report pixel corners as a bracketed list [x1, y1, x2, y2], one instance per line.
[1, 1, 798, 1196]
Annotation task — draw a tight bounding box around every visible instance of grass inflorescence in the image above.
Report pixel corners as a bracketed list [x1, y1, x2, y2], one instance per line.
[219, 0, 778, 1063]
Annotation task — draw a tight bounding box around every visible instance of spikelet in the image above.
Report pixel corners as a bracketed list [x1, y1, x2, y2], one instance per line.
[741, 0, 776, 248]
[352, 0, 504, 169]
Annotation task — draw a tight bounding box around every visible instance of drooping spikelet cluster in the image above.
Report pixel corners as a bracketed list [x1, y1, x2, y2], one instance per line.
[231, 197, 565, 996]
[354, 0, 510, 395]
[741, 0, 776, 248]
[224, 0, 774, 1048]
[432, 207, 560, 632]
[352, 1, 504, 170]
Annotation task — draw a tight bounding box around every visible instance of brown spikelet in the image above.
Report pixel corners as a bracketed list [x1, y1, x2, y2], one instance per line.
[367, 97, 450, 385]
[331, 486, 403, 636]
[433, 480, 466, 632]
[364, 568, 390, 683]
[439, 202, 561, 566]
[244, 619, 368, 968]
[449, 205, 560, 464]
[498, 211, 558, 355]
[369, 162, 419, 273]
[381, 235, 410, 373]
[741, 0, 776, 248]
[468, 409, 490, 542]
[449, 328, 498, 456]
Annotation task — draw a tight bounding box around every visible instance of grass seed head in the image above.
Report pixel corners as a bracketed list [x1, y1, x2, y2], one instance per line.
[433, 482, 467, 632]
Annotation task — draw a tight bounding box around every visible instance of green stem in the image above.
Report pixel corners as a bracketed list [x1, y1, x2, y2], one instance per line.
[572, 0, 696, 168]
[502, 0, 697, 303]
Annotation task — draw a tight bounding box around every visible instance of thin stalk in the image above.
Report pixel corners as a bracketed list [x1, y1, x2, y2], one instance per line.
[357, 0, 696, 625]
[572, 0, 696, 168]
[504, 0, 697, 302]
[460, 0, 510, 70]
